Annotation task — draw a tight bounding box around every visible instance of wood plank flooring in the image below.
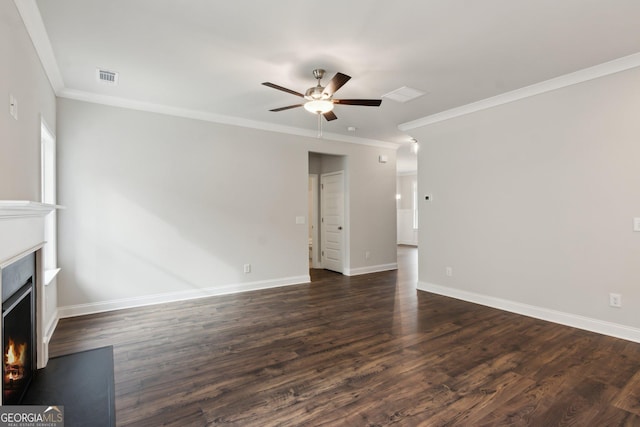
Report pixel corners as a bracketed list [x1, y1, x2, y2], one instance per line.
[49, 247, 640, 426]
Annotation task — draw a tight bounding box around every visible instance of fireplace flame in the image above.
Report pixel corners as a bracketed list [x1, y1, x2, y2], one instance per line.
[5, 338, 27, 382]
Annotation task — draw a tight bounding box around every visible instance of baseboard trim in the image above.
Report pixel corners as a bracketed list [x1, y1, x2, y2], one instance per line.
[345, 263, 398, 276]
[43, 309, 59, 344]
[58, 275, 310, 319]
[417, 281, 640, 344]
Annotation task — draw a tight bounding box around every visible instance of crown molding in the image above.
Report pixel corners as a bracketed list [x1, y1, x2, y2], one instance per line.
[58, 88, 399, 149]
[17, 1, 397, 150]
[13, 0, 64, 93]
[25, 0, 639, 147]
[399, 52, 640, 131]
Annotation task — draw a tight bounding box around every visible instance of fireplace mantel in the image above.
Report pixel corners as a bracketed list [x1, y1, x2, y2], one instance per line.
[0, 201, 56, 268]
[0, 201, 56, 219]
[0, 200, 58, 375]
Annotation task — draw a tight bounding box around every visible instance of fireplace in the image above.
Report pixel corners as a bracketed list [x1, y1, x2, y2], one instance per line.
[0, 200, 57, 405]
[1, 253, 35, 405]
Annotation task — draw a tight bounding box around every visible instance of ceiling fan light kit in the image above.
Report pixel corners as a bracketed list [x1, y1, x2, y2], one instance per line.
[262, 68, 382, 122]
[304, 99, 334, 114]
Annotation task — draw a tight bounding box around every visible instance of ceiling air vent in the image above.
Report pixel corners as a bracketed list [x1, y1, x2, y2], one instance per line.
[382, 86, 425, 103]
[97, 69, 119, 85]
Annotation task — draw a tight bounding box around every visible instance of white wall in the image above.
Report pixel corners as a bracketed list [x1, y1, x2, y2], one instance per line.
[1, 1, 58, 336]
[56, 98, 397, 315]
[0, 1, 56, 199]
[412, 66, 640, 340]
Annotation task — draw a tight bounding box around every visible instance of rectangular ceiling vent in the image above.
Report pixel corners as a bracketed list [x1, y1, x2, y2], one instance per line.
[382, 86, 425, 103]
[97, 69, 119, 85]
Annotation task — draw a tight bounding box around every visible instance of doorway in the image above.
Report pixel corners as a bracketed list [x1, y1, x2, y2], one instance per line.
[308, 152, 347, 277]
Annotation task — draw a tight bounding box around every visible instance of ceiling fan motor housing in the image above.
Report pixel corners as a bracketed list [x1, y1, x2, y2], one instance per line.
[305, 85, 330, 100]
[306, 69, 330, 100]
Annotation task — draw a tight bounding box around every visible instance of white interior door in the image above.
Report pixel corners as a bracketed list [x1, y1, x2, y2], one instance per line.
[321, 171, 344, 273]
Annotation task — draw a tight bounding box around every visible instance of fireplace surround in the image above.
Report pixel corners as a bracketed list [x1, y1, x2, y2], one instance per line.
[2, 253, 36, 404]
[0, 201, 56, 405]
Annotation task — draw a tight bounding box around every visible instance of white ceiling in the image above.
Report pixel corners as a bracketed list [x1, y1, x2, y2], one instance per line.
[30, 0, 640, 158]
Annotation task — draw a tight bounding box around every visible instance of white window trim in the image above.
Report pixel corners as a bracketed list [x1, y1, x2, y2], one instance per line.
[41, 119, 59, 286]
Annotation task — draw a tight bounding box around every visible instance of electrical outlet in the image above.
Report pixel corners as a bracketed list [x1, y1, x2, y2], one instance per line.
[365, 251, 371, 260]
[446, 266, 453, 277]
[609, 293, 622, 308]
[243, 264, 251, 274]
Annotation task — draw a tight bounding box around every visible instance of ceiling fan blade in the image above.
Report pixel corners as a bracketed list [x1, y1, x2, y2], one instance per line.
[333, 99, 382, 107]
[323, 72, 351, 96]
[323, 111, 338, 121]
[269, 104, 303, 112]
[262, 82, 305, 98]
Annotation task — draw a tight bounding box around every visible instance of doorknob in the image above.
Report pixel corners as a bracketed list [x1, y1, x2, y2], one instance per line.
[338, 226, 343, 230]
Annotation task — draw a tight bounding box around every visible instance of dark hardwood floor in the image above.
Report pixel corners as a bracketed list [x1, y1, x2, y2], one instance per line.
[50, 246, 640, 426]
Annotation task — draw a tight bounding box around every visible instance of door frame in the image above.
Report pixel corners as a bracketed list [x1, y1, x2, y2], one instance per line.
[308, 174, 320, 268]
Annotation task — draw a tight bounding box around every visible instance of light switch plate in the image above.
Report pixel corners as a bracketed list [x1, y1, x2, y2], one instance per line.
[634, 217, 640, 232]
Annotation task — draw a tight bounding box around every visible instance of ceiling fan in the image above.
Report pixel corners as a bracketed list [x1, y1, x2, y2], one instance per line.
[262, 69, 382, 121]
